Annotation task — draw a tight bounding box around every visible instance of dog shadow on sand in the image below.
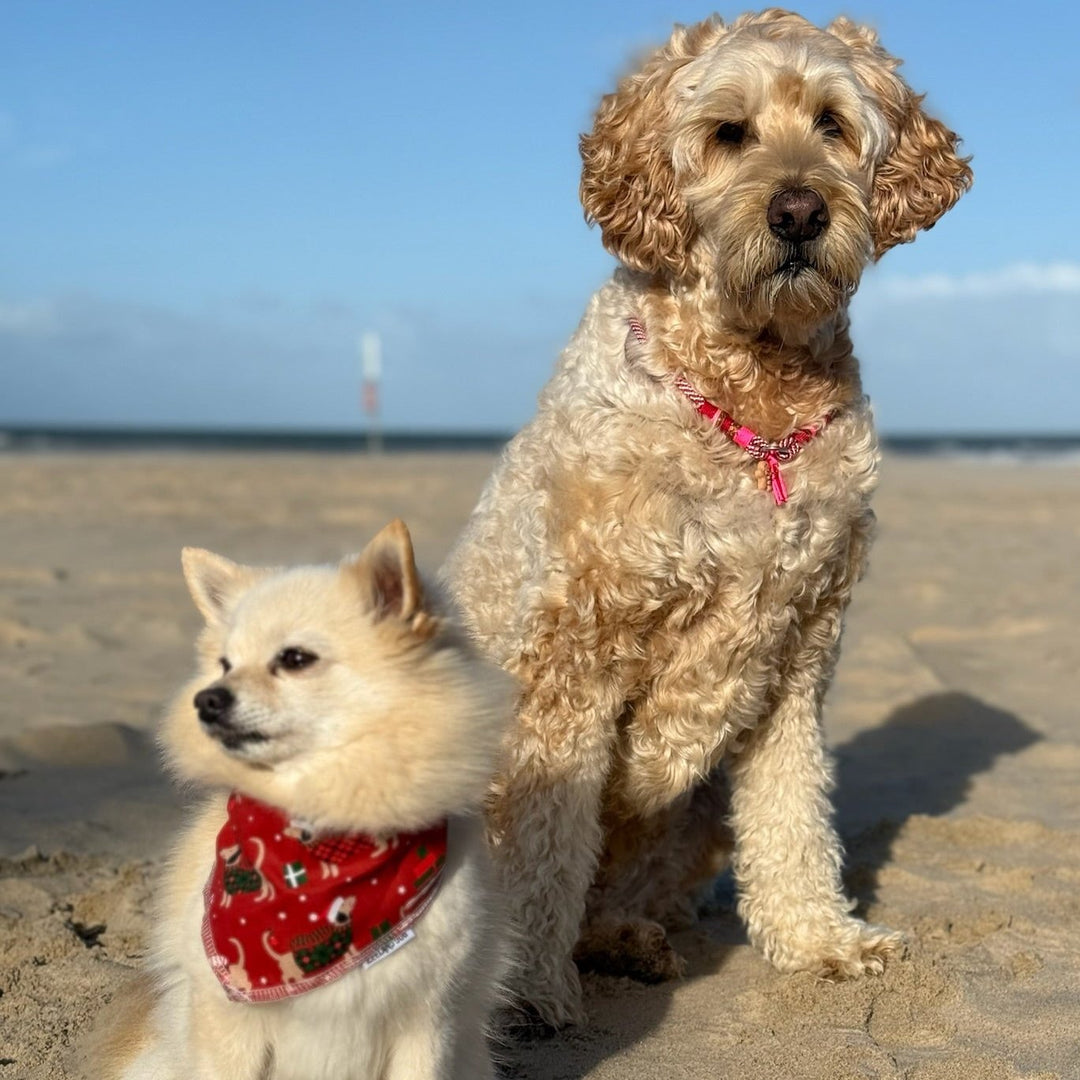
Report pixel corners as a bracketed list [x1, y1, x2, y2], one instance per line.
[504, 690, 1040, 1079]
[833, 690, 1041, 910]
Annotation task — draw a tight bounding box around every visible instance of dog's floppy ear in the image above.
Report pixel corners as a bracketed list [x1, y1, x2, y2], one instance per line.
[580, 18, 726, 278]
[829, 17, 972, 258]
[345, 518, 425, 624]
[181, 548, 257, 623]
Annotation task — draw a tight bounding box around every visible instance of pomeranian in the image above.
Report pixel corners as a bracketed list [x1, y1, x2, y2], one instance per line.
[93, 520, 514, 1080]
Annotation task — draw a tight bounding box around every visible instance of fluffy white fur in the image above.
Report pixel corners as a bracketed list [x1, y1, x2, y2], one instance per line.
[91, 521, 515, 1079]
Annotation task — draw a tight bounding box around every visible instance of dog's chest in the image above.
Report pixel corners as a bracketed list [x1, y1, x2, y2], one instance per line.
[657, 414, 877, 611]
[633, 438, 875, 739]
[689, 487, 851, 599]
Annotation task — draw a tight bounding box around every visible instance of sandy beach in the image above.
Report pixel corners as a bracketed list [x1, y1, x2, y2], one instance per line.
[0, 449, 1077, 1080]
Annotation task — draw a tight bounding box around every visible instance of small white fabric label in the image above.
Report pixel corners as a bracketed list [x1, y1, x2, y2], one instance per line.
[362, 927, 416, 969]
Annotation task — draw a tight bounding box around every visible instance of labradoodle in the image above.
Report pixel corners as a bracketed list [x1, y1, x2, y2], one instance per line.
[444, 8, 971, 1027]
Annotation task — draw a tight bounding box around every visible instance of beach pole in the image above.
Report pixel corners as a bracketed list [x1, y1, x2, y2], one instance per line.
[360, 331, 382, 454]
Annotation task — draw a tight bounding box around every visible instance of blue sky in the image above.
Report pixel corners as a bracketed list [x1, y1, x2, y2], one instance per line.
[2, 1, 1077, 433]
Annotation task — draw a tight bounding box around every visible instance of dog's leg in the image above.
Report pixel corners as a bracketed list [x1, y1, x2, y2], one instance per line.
[492, 595, 632, 1028]
[570, 606, 764, 985]
[726, 599, 902, 978]
[614, 766, 734, 930]
[185, 984, 270, 1080]
[610, 597, 774, 822]
[579, 767, 732, 981]
[492, 706, 618, 1027]
[384, 1018, 454, 1080]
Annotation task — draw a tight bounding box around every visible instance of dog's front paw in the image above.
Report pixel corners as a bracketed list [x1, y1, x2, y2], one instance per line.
[764, 918, 904, 980]
[812, 921, 903, 980]
[575, 916, 687, 983]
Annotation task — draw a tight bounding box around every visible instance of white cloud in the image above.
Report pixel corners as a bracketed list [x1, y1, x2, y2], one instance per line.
[867, 262, 1080, 300]
[851, 263, 1080, 433]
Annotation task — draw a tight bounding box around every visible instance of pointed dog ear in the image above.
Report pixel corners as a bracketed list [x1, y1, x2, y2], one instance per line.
[828, 17, 972, 258]
[579, 18, 727, 277]
[344, 518, 424, 623]
[181, 548, 259, 624]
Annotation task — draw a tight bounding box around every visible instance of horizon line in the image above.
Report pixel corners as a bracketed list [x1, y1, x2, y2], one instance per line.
[3, 423, 1080, 451]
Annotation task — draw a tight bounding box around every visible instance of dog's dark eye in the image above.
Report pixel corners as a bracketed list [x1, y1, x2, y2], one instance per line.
[816, 111, 843, 139]
[715, 122, 746, 146]
[219, 657, 231, 674]
[276, 647, 318, 672]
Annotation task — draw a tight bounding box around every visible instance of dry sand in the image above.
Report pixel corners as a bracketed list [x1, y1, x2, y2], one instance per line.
[0, 450, 1077, 1080]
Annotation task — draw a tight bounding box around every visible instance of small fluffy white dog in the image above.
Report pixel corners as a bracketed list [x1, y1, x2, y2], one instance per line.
[93, 521, 513, 1080]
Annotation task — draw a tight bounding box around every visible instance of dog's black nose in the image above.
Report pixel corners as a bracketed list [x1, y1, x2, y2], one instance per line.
[767, 187, 829, 243]
[194, 685, 235, 726]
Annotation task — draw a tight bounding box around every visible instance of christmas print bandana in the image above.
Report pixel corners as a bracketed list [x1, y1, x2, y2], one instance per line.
[202, 792, 447, 1003]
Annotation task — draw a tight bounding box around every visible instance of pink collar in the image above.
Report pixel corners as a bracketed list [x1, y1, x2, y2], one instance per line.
[202, 792, 446, 1003]
[627, 316, 835, 505]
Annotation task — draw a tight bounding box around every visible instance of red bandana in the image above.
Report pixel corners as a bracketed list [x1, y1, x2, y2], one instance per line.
[202, 792, 447, 1003]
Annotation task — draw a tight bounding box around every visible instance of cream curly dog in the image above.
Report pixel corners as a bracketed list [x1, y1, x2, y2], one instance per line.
[444, 9, 971, 1026]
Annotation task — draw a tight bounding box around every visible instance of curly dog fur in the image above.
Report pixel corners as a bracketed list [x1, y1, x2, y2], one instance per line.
[444, 8, 971, 1026]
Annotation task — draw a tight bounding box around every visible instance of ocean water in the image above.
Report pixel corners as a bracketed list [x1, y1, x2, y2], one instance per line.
[0, 427, 507, 454]
[1, 426, 1079, 462]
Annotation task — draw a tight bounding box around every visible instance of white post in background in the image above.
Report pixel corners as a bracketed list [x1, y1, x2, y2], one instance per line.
[360, 331, 382, 454]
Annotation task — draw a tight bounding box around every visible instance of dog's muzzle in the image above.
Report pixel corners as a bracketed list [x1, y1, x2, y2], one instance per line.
[194, 685, 268, 749]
